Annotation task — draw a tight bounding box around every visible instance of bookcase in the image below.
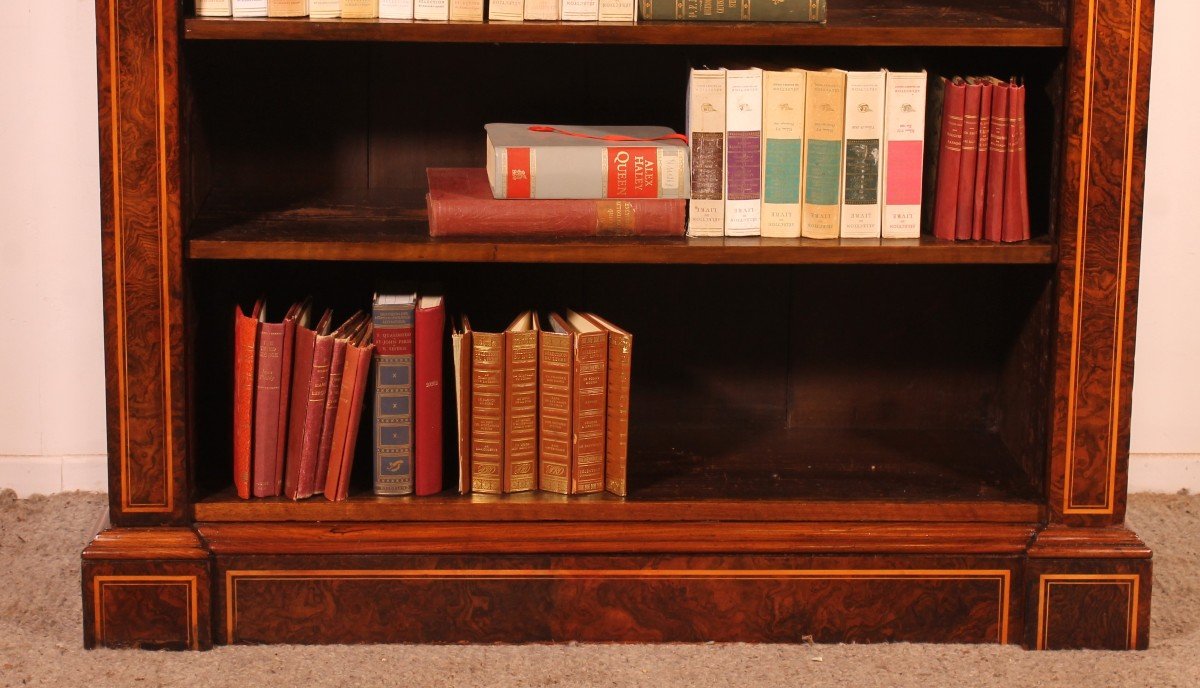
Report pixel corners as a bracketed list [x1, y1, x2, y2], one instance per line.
[83, 0, 1155, 650]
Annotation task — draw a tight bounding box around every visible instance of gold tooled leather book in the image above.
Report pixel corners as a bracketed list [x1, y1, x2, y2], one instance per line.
[503, 312, 539, 493]
[584, 313, 632, 497]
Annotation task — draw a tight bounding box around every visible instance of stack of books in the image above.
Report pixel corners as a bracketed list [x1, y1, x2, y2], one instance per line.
[930, 76, 1030, 243]
[232, 299, 375, 502]
[426, 123, 690, 237]
[452, 310, 633, 497]
[686, 66, 930, 240]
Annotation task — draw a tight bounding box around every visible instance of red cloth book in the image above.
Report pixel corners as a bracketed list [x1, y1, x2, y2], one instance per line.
[970, 80, 995, 240]
[284, 308, 331, 500]
[252, 299, 306, 498]
[932, 78, 967, 240]
[233, 299, 263, 500]
[1002, 82, 1027, 243]
[414, 294, 446, 496]
[954, 80, 983, 240]
[313, 311, 365, 495]
[426, 168, 685, 237]
[325, 320, 374, 502]
[984, 81, 1011, 242]
[1016, 85, 1031, 241]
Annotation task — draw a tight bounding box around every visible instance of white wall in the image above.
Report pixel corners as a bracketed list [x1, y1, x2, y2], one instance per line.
[0, 1, 1197, 496]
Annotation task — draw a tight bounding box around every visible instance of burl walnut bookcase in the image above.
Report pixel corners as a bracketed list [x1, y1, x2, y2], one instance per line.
[84, 0, 1154, 650]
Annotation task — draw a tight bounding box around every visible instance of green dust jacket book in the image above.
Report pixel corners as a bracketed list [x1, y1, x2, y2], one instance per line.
[640, 0, 825, 21]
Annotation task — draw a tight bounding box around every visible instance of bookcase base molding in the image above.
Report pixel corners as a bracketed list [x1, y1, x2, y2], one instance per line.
[81, 522, 1150, 650]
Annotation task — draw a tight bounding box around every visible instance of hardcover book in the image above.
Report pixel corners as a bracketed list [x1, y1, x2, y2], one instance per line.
[414, 0, 449, 20]
[970, 78, 996, 239]
[503, 312, 539, 493]
[881, 70, 928, 239]
[267, 0, 309, 17]
[599, 0, 634, 21]
[640, 0, 826, 21]
[984, 79, 1011, 242]
[686, 68, 726, 237]
[840, 70, 886, 239]
[485, 123, 689, 200]
[196, 0, 233, 16]
[373, 290, 417, 496]
[469, 317, 505, 494]
[313, 312, 366, 495]
[451, 316, 472, 494]
[1003, 82, 1029, 242]
[341, 0, 379, 17]
[584, 313, 633, 497]
[523, 0, 559, 19]
[724, 67, 763, 237]
[561, 0, 598, 20]
[426, 168, 685, 237]
[284, 309, 334, 501]
[489, 0, 524, 20]
[324, 319, 374, 501]
[761, 68, 806, 239]
[955, 80, 984, 240]
[251, 299, 306, 498]
[559, 311, 608, 494]
[931, 77, 967, 240]
[414, 293, 445, 496]
[233, 0, 269, 17]
[232, 299, 264, 500]
[379, 0, 415, 18]
[538, 316, 571, 494]
[449, 0, 484, 21]
[801, 69, 846, 239]
[310, 0, 340, 18]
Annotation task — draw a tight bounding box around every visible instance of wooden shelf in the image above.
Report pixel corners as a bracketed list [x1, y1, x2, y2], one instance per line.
[194, 427, 1043, 523]
[183, 3, 1066, 47]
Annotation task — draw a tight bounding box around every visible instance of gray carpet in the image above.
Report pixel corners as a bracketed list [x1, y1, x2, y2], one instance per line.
[1, 490, 1197, 687]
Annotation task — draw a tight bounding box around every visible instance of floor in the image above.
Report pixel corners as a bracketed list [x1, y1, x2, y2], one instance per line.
[1, 490, 1197, 687]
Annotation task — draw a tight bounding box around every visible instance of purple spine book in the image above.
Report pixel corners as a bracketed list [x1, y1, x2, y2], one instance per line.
[724, 67, 763, 236]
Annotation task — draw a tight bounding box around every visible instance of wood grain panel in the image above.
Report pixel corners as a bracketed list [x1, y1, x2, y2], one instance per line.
[82, 562, 212, 650]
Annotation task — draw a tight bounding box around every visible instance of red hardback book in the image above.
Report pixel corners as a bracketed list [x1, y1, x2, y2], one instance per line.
[313, 311, 365, 495]
[252, 300, 305, 498]
[954, 80, 983, 240]
[414, 293, 446, 496]
[1002, 82, 1027, 243]
[325, 321, 375, 501]
[426, 168, 686, 237]
[284, 308, 331, 500]
[932, 77, 966, 240]
[984, 80, 1011, 242]
[232, 299, 263, 500]
[970, 80, 995, 240]
[1016, 85, 1031, 240]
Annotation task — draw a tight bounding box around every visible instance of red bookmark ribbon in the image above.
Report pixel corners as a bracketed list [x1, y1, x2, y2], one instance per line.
[527, 125, 688, 144]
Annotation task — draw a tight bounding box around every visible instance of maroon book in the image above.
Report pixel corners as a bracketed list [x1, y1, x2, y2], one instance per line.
[954, 80, 983, 240]
[414, 294, 446, 496]
[932, 78, 967, 241]
[970, 80, 994, 240]
[1002, 83, 1027, 243]
[283, 306, 327, 500]
[252, 299, 305, 498]
[984, 81, 1011, 242]
[426, 168, 685, 237]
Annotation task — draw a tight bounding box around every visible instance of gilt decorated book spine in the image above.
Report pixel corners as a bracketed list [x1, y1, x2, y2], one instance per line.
[761, 69, 806, 239]
[504, 327, 539, 493]
[724, 67, 763, 237]
[314, 335, 349, 494]
[196, 0, 233, 16]
[471, 331, 505, 494]
[954, 81, 983, 240]
[971, 81, 995, 239]
[538, 328, 572, 494]
[373, 297, 416, 496]
[233, 0, 269, 17]
[283, 321, 319, 500]
[600, 321, 632, 497]
[801, 69, 846, 239]
[251, 316, 294, 498]
[984, 81, 1011, 242]
[686, 68, 727, 237]
[881, 70, 927, 239]
[268, 0, 309, 17]
[449, 0, 484, 21]
[379, 0, 415, 18]
[572, 329, 608, 494]
[640, 0, 826, 21]
[840, 70, 885, 238]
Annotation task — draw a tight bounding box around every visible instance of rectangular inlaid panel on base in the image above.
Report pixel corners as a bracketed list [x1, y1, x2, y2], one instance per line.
[82, 561, 211, 650]
[215, 555, 1019, 645]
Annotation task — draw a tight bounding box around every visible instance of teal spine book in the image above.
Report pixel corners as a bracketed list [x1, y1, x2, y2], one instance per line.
[372, 290, 417, 496]
[640, 0, 824, 21]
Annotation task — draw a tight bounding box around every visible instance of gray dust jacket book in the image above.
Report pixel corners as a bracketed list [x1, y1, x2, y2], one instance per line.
[485, 123, 691, 200]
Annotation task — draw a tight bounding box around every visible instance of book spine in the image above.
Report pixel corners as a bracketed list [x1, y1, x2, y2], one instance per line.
[310, 0, 340, 17]
[604, 331, 632, 497]
[341, 0, 378, 17]
[503, 329, 538, 493]
[413, 0, 449, 19]
[326, 341, 374, 501]
[932, 78, 966, 240]
[233, 307, 259, 500]
[801, 70, 846, 239]
[561, 0, 598, 20]
[268, 0, 309, 17]
[427, 194, 685, 237]
[1002, 85, 1028, 243]
[599, 0, 634, 21]
[761, 69, 806, 239]
[452, 329, 472, 494]
[538, 330, 572, 494]
[251, 323, 286, 497]
[1017, 86, 1030, 240]
[954, 82, 983, 240]
[233, 0, 269, 17]
[524, 0, 559, 19]
[971, 83, 994, 240]
[272, 320, 297, 496]
[686, 68, 726, 237]
[470, 331, 504, 494]
[295, 333, 334, 498]
[840, 70, 886, 239]
[414, 302, 445, 496]
[492, 143, 689, 200]
[283, 325, 317, 500]
[449, 0, 484, 20]
[379, 0, 415, 18]
[881, 71, 927, 239]
[489, 0, 524, 20]
[642, 0, 825, 21]
[984, 83, 1010, 242]
[197, 0, 234, 16]
[373, 302, 415, 496]
[572, 331, 608, 494]
[313, 337, 349, 494]
[724, 67, 763, 237]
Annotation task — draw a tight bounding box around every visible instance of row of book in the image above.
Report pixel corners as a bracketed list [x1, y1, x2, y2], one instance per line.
[232, 300, 376, 502]
[686, 66, 929, 240]
[195, 0, 826, 22]
[451, 311, 632, 496]
[930, 76, 1030, 243]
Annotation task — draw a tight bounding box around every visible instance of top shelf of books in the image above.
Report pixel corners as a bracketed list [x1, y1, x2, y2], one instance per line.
[183, 10, 1066, 47]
